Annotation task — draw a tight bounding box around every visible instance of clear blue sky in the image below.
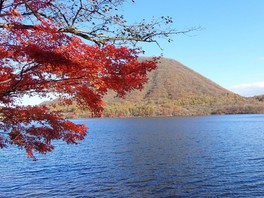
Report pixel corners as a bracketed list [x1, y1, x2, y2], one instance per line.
[122, 0, 264, 96]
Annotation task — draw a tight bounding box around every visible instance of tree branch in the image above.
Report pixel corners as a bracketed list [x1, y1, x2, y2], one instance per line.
[0, 22, 35, 29]
[48, 2, 70, 26]
[71, 0, 83, 26]
[0, 78, 12, 85]
[0, 0, 3, 14]
[22, 0, 40, 20]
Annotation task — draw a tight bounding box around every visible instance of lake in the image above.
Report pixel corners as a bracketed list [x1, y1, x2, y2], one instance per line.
[1, 115, 264, 197]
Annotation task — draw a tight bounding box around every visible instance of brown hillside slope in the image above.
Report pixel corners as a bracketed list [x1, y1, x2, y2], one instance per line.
[104, 57, 231, 102]
[45, 57, 264, 118]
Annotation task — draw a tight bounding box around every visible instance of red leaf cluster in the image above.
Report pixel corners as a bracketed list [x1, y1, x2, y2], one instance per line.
[0, 0, 157, 158]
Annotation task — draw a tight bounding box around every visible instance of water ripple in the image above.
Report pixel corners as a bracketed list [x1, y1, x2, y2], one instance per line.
[1, 115, 264, 197]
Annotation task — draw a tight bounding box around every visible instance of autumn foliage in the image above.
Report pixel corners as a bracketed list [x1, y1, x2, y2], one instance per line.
[0, 0, 162, 158]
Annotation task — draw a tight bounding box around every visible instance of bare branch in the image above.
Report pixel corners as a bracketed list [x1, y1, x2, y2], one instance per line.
[22, 0, 40, 20]
[0, 0, 4, 14]
[48, 2, 70, 26]
[71, 0, 83, 26]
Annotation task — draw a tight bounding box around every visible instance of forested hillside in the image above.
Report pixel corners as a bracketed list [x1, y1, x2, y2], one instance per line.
[43, 58, 264, 118]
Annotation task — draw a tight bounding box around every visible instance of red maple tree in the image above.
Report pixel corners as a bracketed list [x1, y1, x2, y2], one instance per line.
[0, 0, 192, 159]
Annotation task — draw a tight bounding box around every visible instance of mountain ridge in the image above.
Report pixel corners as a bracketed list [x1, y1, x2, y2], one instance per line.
[104, 57, 232, 102]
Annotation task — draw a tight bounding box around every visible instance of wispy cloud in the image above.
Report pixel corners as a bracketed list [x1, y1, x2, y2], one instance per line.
[258, 57, 264, 61]
[229, 81, 264, 97]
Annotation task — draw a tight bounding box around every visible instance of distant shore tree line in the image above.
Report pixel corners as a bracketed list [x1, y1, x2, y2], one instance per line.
[47, 93, 264, 118]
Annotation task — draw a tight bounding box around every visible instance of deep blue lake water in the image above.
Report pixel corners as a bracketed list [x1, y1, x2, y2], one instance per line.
[1, 115, 264, 197]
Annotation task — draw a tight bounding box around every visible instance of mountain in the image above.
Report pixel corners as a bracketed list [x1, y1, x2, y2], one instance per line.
[104, 57, 231, 102]
[44, 57, 264, 118]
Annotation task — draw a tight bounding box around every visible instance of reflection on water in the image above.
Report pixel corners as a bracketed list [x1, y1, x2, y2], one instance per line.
[1, 115, 264, 197]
